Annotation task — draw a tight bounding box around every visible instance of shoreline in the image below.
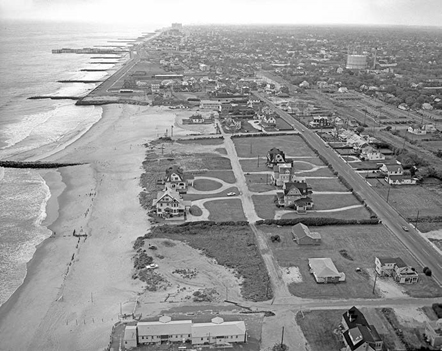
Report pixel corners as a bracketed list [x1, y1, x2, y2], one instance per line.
[0, 101, 190, 350]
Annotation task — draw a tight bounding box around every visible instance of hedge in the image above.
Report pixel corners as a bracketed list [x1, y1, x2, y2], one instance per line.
[255, 217, 380, 226]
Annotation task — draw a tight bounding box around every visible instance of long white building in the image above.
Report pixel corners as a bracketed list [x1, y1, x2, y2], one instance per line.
[127, 316, 247, 347]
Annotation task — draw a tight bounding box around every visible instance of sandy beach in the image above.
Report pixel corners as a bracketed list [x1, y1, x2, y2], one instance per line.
[0, 104, 204, 350]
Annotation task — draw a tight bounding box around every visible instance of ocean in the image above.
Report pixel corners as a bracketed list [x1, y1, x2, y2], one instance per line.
[0, 20, 157, 306]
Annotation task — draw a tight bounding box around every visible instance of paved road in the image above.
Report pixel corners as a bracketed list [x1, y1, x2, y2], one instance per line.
[254, 91, 442, 286]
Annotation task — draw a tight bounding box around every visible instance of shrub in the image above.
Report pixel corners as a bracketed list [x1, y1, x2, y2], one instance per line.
[432, 303, 442, 318]
[133, 237, 145, 250]
[133, 252, 153, 270]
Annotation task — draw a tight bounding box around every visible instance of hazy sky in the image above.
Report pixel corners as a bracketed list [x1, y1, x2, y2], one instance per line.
[1, 0, 441, 27]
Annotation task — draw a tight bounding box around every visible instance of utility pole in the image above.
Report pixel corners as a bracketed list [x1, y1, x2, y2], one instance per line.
[281, 326, 285, 346]
[386, 185, 391, 203]
[250, 143, 252, 155]
[415, 210, 420, 230]
[171, 125, 174, 138]
[257, 155, 260, 167]
[372, 270, 377, 294]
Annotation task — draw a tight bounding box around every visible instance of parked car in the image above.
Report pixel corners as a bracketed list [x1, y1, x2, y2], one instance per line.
[402, 226, 409, 232]
[146, 263, 158, 269]
[227, 192, 236, 196]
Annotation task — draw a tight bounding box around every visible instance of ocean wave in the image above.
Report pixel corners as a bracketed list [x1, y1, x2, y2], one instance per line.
[0, 103, 102, 154]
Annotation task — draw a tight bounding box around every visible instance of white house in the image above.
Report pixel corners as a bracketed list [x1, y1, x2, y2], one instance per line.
[308, 258, 345, 283]
[408, 125, 427, 135]
[360, 147, 385, 161]
[152, 188, 190, 218]
[386, 174, 417, 185]
[138, 316, 192, 344]
[380, 163, 404, 176]
[124, 326, 138, 349]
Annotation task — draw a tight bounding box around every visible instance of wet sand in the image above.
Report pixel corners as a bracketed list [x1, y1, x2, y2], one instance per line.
[0, 104, 191, 350]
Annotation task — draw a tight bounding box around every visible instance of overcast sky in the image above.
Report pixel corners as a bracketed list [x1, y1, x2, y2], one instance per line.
[1, 0, 441, 27]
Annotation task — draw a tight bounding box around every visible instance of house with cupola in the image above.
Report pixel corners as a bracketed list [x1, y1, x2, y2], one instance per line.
[266, 147, 287, 167]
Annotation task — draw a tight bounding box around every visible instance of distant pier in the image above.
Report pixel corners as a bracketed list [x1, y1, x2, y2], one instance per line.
[80, 69, 109, 72]
[28, 96, 81, 101]
[57, 80, 102, 83]
[52, 48, 128, 54]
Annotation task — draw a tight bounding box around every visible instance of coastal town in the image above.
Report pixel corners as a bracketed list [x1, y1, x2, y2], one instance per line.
[1, 22, 442, 351]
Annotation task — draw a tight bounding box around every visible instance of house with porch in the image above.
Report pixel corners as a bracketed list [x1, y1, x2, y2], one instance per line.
[379, 163, 404, 176]
[375, 256, 418, 284]
[385, 174, 417, 185]
[276, 181, 313, 212]
[267, 147, 287, 167]
[152, 188, 191, 219]
[340, 307, 383, 351]
[164, 165, 194, 193]
[308, 258, 345, 283]
[291, 223, 321, 245]
[359, 146, 385, 161]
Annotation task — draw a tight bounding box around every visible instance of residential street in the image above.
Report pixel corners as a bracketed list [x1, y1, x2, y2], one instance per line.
[253, 91, 442, 286]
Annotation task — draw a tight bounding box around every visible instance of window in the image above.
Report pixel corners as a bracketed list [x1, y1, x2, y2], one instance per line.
[201, 338, 204, 341]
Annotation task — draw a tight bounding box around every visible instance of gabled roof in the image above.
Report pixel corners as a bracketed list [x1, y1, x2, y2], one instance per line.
[284, 181, 312, 196]
[382, 163, 404, 172]
[342, 306, 369, 329]
[308, 258, 340, 278]
[376, 257, 406, 267]
[267, 147, 286, 163]
[343, 324, 382, 351]
[191, 320, 246, 338]
[154, 188, 182, 204]
[138, 319, 192, 336]
[292, 223, 321, 240]
[293, 197, 313, 206]
[165, 165, 184, 180]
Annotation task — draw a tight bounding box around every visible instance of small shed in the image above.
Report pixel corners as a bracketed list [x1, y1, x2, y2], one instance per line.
[291, 223, 321, 245]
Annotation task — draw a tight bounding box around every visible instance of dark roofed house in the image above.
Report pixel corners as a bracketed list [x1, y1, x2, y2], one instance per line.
[291, 223, 321, 245]
[266, 147, 287, 167]
[375, 256, 418, 284]
[341, 306, 383, 351]
[279, 181, 313, 212]
[164, 165, 194, 193]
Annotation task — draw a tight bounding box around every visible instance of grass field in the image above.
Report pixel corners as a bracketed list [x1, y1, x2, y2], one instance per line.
[281, 206, 371, 220]
[183, 186, 240, 201]
[239, 159, 270, 172]
[150, 223, 272, 301]
[176, 138, 224, 145]
[193, 178, 223, 191]
[368, 181, 442, 220]
[421, 140, 442, 153]
[233, 135, 316, 158]
[214, 147, 227, 155]
[184, 153, 232, 171]
[203, 170, 236, 183]
[206, 199, 247, 222]
[311, 194, 361, 210]
[261, 224, 442, 299]
[301, 167, 335, 177]
[296, 310, 344, 351]
[307, 178, 348, 192]
[252, 195, 277, 219]
[245, 174, 274, 193]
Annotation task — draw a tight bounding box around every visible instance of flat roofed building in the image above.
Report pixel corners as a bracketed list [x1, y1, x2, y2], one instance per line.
[137, 316, 192, 344]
